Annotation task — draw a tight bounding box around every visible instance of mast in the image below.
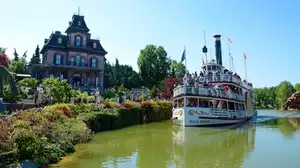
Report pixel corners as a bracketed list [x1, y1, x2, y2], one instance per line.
[202, 31, 208, 74]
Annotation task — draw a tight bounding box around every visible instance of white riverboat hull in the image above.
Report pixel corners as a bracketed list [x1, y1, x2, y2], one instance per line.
[171, 107, 253, 127]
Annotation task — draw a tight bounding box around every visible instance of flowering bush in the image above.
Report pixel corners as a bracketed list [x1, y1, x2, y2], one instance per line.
[0, 51, 10, 67]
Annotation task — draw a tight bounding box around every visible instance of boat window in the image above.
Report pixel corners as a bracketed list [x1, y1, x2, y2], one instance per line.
[173, 99, 178, 108]
[208, 66, 212, 71]
[178, 98, 184, 107]
[221, 101, 227, 109]
[187, 98, 197, 107]
[228, 102, 235, 110]
[199, 98, 208, 108]
[212, 66, 217, 71]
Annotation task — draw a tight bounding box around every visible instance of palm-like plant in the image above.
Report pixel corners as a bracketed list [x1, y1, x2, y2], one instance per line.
[0, 65, 18, 98]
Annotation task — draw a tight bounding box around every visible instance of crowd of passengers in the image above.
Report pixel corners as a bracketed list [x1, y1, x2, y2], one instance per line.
[179, 69, 253, 88]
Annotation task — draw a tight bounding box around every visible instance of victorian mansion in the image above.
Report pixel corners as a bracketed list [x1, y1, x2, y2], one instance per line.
[31, 13, 108, 92]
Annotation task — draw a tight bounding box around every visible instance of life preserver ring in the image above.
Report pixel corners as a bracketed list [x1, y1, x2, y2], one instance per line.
[199, 77, 205, 83]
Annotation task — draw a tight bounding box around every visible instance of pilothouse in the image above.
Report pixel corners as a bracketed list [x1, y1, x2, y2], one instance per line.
[171, 34, 256, 127]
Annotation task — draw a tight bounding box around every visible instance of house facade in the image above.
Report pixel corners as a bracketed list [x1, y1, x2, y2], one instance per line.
[31, 14, 107, 92]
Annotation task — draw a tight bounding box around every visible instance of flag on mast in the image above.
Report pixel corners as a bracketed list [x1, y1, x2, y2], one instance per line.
[228, 37, 232, 43]
[180, 49, 186, 63]
[244, 53, 247, 60]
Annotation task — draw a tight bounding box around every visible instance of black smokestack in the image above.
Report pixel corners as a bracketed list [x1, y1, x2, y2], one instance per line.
[213, 34, 222, 65]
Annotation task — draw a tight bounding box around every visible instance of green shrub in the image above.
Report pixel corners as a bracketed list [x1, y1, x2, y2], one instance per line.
[1, 100, 173, 167]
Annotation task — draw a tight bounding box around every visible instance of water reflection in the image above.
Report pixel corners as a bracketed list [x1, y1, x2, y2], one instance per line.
[53, 115, 300, 168]
[171, 122, 256, 168]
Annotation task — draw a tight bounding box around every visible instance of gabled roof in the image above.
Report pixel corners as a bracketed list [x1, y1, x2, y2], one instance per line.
[65, 14, 90, 33]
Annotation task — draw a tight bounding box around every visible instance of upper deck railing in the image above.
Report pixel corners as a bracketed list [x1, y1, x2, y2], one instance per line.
[194, 74, 252, 90]
[173, 86, 245, 102]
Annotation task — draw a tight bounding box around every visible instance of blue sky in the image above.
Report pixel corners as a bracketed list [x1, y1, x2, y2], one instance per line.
[0, 0, 299, 88]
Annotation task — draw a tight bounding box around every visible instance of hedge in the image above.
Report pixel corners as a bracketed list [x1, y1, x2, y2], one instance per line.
[0, 100, 172, 167]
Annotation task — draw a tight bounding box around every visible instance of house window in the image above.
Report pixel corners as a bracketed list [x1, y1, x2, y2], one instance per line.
[58, 38, 62, 44]
[96, 77, 99, 87]
[82, 57, 85, 66]
[71, 56, 75, 65]
[50, 73, 54, 78]
[91, 58, 97, 68]
[93, 42, 97, 48]
[76, 55, 80, 66]
[55, 55, 61, 65]
[76, 36, 81, 47]
[78, 21, 81, 26]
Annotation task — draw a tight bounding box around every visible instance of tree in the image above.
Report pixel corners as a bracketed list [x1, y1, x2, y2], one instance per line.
[0, 65, 18, 98]
[106, 60, 141, 89]
[0, 48, 10, 67]
[13, 48, 19, 61]
[169, 60, 185, 77]
[276, 81, 295, 108]
[295, 83, 300, 92]
[8, 54, 28, 74]
[137, 45, 170, 88]
[29, 45, 41, 66]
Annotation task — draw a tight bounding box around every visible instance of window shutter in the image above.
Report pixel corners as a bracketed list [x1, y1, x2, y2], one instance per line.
[61, 55, 64, 65]
[53, 55, 56, 64]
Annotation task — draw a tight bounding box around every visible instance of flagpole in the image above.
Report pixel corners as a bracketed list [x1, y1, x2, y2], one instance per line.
[184, 45, 187, 75]
[228, 39, 231, 71]
[204, 30, 207, 63]
[244, 54, 248, 81]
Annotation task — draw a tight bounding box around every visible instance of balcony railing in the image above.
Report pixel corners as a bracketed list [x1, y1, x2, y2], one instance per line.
[173, 86, 245, 102]
[198, 74, 252, 90]
[51, 61, 100, 69]
[66, 61, 89, 67]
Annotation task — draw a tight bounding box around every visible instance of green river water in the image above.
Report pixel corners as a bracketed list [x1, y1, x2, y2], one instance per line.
[54, 110, 300, 168]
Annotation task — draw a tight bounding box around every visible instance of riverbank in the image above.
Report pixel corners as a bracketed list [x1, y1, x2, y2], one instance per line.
[0, 100, 172, 167]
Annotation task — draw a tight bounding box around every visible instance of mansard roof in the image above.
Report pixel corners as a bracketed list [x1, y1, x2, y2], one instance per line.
[41, 31, 107, 55]
[65, 14, 90, 33]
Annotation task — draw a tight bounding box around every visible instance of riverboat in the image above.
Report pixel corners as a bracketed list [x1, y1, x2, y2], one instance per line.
[171, 34, 256, 127]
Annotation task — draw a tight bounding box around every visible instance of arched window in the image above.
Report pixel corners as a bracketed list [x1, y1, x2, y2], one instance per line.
[91, 58, 97, 68]
[76, 36, 81, 47]
[82, 57, 85, 66]
[76, 55, 80, 66]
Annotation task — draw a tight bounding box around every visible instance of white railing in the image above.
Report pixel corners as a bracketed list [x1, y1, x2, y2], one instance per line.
[197, 74, 252, 90]
[173, 86, 245, 102]
[209, 108, 245, 118]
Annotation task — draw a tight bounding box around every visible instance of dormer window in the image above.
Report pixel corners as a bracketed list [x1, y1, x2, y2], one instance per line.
[76, 36, 81, 47]
[93, 42, 97, 48]
[57, 37, 62, 44]
[78, 21, 81, 26]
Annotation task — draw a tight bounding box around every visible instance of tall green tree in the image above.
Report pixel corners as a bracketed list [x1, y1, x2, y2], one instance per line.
[276, 81, 295, 108]
[29, 45, 41, 66]
[0, 65, 18, 98]
[137, 45, 170, 88]
[169, 60, 185, 77]
[13, 48, 19, 61]
[105, 61, 141, 89]
[9, 54, 28, 74]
